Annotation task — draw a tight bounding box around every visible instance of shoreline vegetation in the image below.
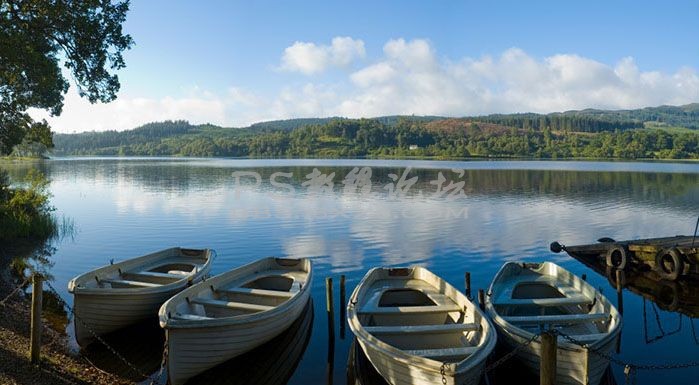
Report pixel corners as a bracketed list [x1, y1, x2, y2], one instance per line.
[52, 104, 699, 160]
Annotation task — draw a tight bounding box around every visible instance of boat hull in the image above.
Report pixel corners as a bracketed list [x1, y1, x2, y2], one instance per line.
[348, 267, 496, 385]
[165, 286, 310, 385]
[160, 257, 313, 385]
[485, 262, 622, 385]
[69, 247, 212, 346]
[74, 289, 181, 345]
[357, 338, 485, 385]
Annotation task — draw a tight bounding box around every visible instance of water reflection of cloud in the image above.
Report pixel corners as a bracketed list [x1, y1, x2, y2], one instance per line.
[282, 235, 363, 273]
[51, 163, 699, 272]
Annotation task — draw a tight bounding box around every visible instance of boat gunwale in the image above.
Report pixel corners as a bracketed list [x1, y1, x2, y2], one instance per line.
[159, 257, 313, 329]
[485, 261, 622, 351]
[67, 247, 213, 295]
[347, 266, 497, 376]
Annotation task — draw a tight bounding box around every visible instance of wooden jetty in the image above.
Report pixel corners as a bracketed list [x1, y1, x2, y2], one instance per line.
[562, 249, 699, 318]
[551, 235, 699, 281]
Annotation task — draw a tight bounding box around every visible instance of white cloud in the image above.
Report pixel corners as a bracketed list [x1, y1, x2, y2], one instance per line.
[33, 38, 699, 133]
[279, 36, 366, 75]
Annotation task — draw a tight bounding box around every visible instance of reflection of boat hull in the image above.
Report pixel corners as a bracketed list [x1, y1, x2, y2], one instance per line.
[189, 300, 314, 385]
[348, 267, 496, 385]
[80, 319, 164, 381]
[486, 262, 621, 385]
[347, 338, 389, 385]
[68, 248, 212, 346]
[160, 257, 312, 385]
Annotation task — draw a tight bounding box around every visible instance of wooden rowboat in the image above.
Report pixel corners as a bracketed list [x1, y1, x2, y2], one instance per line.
[159, 257, 312, 385]
[347, 267, 496, 385]
[68, 247, 213, 346]
[485, 262, 622, 385]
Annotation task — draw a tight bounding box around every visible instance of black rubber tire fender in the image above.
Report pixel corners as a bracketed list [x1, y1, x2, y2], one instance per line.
[606, 245, 629, 270]
[655, 247, 685, 281]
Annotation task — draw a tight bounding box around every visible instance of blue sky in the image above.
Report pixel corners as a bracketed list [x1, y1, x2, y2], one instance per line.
[39, 0, 699, 132]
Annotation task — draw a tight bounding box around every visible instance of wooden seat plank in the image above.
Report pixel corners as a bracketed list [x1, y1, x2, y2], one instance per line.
[191, 297, 274, 312]
[358, 304, 461, 315]
[365, 323, 479, 335]
[172, 313, 214, 321]
[101, 278, 161, 288]
[125, 271, 184, 280]
[494, 295, 591, 307]
[405, 346, 478, 358]
[217, 287, 294, 298]
[503, 312, 609, 325]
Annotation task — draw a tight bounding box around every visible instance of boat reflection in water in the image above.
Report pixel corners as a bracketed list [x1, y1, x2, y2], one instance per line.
[80, 318, 165, 382]
[80, 299, 312, 384]
[185, 299, 314, 385]
[347, 338, 618, 385]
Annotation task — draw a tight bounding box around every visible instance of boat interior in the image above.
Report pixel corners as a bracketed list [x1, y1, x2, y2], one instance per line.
[89, 249, 209, 289]
[491, 265, 612, 340]
[356, 268, 484, 362]
[172, 259, 309, 321]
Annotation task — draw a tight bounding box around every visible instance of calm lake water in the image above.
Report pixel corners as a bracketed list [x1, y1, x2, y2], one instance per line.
[3, 158, 699, 385]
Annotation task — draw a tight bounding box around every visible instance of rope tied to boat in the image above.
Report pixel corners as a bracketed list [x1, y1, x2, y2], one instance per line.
[0, 273, 33, 306]
[484, 331, 541, 373]
[151, 336, 169, 385]
[43, 280, 160, 382]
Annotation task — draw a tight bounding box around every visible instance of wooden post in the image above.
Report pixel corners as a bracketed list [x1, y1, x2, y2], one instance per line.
[478, 289, 485, 311]
[325, 277, 335, 385]
[540, 330, 557, 385]
[616, 274, 625, 353]
[464, 272, 472, 299]
[326, 277, 335, 339]
[30, 273, 43, 364]
[616, 269, 624, 316]
[339, 275, 346, 340]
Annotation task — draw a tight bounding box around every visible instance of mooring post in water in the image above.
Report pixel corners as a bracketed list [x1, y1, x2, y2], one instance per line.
[540, 330, 557, 385]
[326, 277, 335, 339]
[325, 276, 335, 385]
[339, 275, 346, 340]
[464, 272, 472, 299]
[478, 289, 485, 311]
[616, 269, 624, 316]
[30, 273, 43, 364]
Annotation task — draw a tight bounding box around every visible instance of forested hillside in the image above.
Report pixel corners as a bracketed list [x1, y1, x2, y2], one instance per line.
[53, 104, 699, 159]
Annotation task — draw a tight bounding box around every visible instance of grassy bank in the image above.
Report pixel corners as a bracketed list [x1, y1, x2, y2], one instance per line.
[0, 170, 57, 242]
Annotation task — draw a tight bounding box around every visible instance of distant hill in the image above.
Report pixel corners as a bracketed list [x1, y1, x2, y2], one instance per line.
[52, 104, 699, 159]
[248, 117, 343, 132]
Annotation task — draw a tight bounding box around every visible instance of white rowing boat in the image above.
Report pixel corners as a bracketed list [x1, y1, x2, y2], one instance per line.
[159, 257, 312, 385]
[485, 262, 622, 385]
[68, 247, 213, 347]
[347, 267, 496, 385]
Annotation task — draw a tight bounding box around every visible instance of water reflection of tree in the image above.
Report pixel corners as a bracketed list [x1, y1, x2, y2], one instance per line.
[2, 239, 69, 333]
[5, 161, 698, 210]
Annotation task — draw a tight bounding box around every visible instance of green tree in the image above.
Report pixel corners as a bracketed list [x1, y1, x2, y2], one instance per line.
[0, 0, 133, 154]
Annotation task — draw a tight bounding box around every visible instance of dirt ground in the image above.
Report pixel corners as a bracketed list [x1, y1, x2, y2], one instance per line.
[0, 275, 133, 385]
